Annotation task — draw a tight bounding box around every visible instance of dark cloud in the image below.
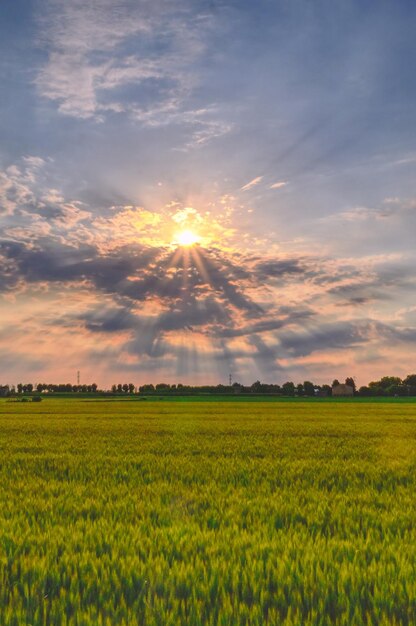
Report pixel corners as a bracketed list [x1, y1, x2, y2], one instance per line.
[3, 228, 416, 379]
[197, 247, 263, 315]
[277, 321, 372, 357]
[328, 265, 416, 305]
[254, 258, 306, 280]
[156, 296, 230, 333]
[0, 237, 262, 315]
[82, 307, 138, 333]
[378, 322, 416, 345]
[276, 318, 416, 360]
[329, 283, 390, 305]
[216, 307, 314, 338]
[396, 328, 416, 343]
[79, 296, 232, 360]
[0, 238, 159, 291]
[252, 256, 369, 292]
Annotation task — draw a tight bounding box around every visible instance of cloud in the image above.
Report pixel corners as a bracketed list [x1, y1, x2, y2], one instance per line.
[326, 197, 416, 223]
[216, 308, 313, 338]
[2, 157, 416, 384]
[254, 258, 306, 279]
[0, 158, 46, 216]
[241, 176, 263, 191]
[34, 0, 228, 146]
[0, 238, 159, 293]
[0, 157, 94, 244]
[269, 181, 288, 189]
[328, 274, 411, 306]
[36, 0, 155, 118]
[277, 320, 374, 358]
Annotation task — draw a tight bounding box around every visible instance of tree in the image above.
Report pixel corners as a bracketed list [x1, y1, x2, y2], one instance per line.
[0, 385, 10, 397]
[368, 383, 384, 396]
[282, 381, 295, 396]
[322, 384, 332, 397]
[296, 383, 304, 396]
[128, 383, 135, 394]
[122, 383, 129, 393]
[27, 383, 33, 393]
[404, 374, 416, 395]
[111, 384, 117, 393]
[17, 383, 23, 394]
[345, 377, 356, 392]
[386, 384, 407, 397]
[379, 376, 402, 389]
[332, 379, 340, 387]
[303, 381, 315, 396]
[368, 377, 402, 395]
[139, 384, 155, 393]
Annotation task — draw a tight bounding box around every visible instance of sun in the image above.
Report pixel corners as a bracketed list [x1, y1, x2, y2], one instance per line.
[175, 229, 199, 247]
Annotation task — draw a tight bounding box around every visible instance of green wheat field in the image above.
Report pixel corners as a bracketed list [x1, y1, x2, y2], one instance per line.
[1, 398, 416, 625]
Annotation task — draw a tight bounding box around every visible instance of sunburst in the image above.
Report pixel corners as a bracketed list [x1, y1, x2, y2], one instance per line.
[175, 229, 199, 247]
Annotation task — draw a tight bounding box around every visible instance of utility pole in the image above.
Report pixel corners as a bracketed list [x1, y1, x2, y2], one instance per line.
[77, 370, 80, 386]
[229, 373, 232, 386]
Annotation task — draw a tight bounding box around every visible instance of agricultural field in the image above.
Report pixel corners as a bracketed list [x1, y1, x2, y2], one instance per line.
[1, 399, 416, 625]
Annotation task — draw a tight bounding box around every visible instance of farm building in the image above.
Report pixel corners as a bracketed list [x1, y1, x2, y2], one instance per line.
[332, 383, 354, 397]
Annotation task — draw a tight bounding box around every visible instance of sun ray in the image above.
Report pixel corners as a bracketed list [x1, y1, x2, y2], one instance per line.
[190, 246, 211, 286]
[181, 246, 190, 293]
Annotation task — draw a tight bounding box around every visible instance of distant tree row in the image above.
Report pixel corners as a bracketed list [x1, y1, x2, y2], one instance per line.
[2, 374, 416, 397]
[358, 375, 416, 397]
[138, 380, 333, 396]
[16, 383, 98, 393]
[138, 375, 416, 397]
[111, 384, 136, 394]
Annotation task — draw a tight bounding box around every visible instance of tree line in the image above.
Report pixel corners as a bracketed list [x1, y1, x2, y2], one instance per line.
[1, 374, 416, 397]
[138, 375, 416, 396]
[17, 383, 98, 393]
[138, 379, 342, 396]
[357, 375, 416, 397]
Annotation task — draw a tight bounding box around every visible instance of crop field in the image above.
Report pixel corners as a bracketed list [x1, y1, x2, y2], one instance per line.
[1, 399, 416, 626]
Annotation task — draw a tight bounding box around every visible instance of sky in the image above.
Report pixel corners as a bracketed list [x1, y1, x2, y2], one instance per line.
[1, 0, 416, 388]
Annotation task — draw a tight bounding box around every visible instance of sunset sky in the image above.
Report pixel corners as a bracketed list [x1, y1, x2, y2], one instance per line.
[1, 0, 416, 387]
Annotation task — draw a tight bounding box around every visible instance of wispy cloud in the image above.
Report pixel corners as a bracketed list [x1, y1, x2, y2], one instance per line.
[270, 181, 288, 189]
[35, 0, 225, 144]
[241, 176, 263, 191]
[325, 198, 416, 223]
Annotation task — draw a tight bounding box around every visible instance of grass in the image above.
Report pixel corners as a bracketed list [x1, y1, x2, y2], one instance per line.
[12, 392, 416, 402]
[1, 398, 416, 625]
